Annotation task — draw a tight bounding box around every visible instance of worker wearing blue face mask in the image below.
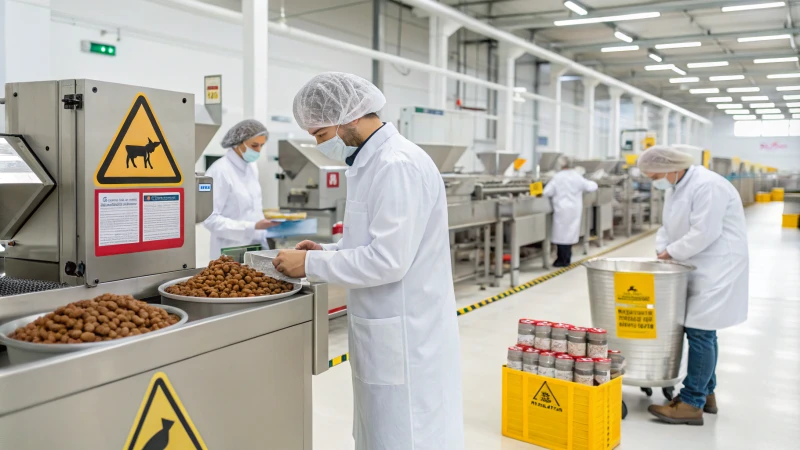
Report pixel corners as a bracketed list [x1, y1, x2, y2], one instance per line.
[639, 145, 749, 426]
[203, 119, 277, 259]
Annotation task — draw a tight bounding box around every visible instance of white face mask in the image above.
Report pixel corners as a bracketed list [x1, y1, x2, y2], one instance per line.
[652, 173, 676, 190]
[317, 125, 358, 162]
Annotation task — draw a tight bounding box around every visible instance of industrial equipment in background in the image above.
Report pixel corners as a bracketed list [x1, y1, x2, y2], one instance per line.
[0, 80, 329, 450]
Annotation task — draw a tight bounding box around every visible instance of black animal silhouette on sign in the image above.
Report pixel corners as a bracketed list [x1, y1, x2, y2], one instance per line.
[126, 138, 161, 169]
[142, 418, 174, 450]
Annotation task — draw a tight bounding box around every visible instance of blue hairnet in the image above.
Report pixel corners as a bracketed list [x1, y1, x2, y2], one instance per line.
[293, 72, 386, 130]
[221, 119, 268, 148]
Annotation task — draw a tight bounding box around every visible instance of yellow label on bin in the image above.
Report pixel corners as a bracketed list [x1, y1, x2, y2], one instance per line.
[529, 181, 543, 196]
[614, 272, 655, 305]
[615, 305, 657, 339]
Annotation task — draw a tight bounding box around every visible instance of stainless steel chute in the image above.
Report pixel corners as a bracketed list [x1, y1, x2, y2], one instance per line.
[0, 134, 55, 240]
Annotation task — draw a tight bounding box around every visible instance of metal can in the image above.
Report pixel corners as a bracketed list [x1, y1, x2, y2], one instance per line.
[593, 357, 612, 385]
[507, 345, 523, 371]
[534, 321, 552, 351]
[587, 328, 608, 359]
[550, 323, 570, 353]
[574, 358, 595, 386]
[517, 319, 535, 346]
[523, 347, 540, 374]
[555, 354, 575, 381]
[537, 351, 556, 378]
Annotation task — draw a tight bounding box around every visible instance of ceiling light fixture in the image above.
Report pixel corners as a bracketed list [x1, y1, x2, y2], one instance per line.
[690, 88, 720, 94]
[614, 31, 634, 43]
[670, 77, 700, 83]
[793, 113, 800, 119]
[601, 45, 640, 52]
[733, 115, 757, 120]
[755, 108, 781, 114]
[724, 109, 751, 114]
[687, 61, 729, 68]
[710, 75, 745, 81]
[648, 53, 663, 62]
[563, 1, 589, 15]
[645, 64, 675, 70]
[750, 102, 776, 108]
[767, 73, 800, 79]
[754, 56, 799, 64]
[554, 11, 660, 26]
[786, 102, 800, 107]
[738, 34, 791, 43]
[741, 96, 769, 101]
[707, 97, 734, 102]
[727, 87, 760, 92]
[672, 67, 687, 75]
[716, 103, 744, 109]
[784, 94, 800, 100]
[722, 2, 786, 13]
[776, 85, 800, 91]
[762, 114, 785, 119]
[655, 42, 702, 49]
[790, 108, 800, 113]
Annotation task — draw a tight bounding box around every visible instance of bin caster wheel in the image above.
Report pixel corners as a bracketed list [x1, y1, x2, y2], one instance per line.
[662, 387, 675, 401]
[641, 387, 653, 397]
[622, 401, 628, 420]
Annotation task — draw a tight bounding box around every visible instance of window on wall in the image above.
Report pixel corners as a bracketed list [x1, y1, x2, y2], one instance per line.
[734, 119, 800, 137]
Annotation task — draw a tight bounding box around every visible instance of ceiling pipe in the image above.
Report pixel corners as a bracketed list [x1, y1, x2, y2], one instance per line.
[402, 0, 711, 124]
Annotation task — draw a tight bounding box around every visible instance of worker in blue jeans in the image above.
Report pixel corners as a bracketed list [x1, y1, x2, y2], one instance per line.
[638, 146, 749, 425]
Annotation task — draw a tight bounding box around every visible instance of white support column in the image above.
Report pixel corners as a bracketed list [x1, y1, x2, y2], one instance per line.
[428, 17, 460, 109]
[607, 87, 623, 158]
[497, 43, 526, 152]
[550, 64, 568, 153]
[661, 108, 671, 146]
[632, 97, 644, 153]
[582, 78, 599, 159]
[243, 0, 269, 123]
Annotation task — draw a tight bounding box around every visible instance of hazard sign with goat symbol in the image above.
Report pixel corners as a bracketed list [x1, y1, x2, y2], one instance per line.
[126, 138, 161, 169]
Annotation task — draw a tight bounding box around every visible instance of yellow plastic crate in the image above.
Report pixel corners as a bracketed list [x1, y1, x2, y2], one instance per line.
[502, 367, 621, 450]
[755, 192, 772, 203]
[771, 188, 785, 202]
[783, 214, 799, 228]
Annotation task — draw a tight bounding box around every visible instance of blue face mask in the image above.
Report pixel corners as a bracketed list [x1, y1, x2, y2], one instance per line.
[317, 125, 358, 162]
[236, 145, 261, 163]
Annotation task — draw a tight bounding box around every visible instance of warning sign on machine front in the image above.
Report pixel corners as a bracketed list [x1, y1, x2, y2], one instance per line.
[613, 272, 655, 305]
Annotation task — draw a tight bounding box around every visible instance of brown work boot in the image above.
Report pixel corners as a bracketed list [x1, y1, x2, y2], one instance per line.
[704, 394, 718, 414]
[648, 398, 704, 425]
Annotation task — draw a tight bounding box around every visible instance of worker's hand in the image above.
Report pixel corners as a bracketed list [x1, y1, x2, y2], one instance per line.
[295, 240, 323, 251]
[657, 250, 671, 260]
[272, 250, 307, 278]
[255, 219, 279, 230]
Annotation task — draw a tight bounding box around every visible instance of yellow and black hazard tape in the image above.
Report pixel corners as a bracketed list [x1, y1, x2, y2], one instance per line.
[327, 229, 658, 369]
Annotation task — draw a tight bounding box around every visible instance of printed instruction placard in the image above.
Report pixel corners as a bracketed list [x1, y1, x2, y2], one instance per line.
[95, 188, 184, 256]
[615, 305, 657, 339]
[613, 272, 657, 339]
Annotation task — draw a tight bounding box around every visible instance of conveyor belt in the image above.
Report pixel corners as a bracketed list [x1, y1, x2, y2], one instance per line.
[0, 276, 67, 297]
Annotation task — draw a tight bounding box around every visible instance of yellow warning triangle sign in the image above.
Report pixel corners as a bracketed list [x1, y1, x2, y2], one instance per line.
[123, 372, 207, 450]
[95, 93, 182, 186]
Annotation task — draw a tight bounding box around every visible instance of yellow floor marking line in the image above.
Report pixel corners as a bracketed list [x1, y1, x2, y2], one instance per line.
[328, 229, 658, 368]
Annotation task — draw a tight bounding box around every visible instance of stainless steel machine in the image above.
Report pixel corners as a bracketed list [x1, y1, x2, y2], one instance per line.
[277, 139, 348, 241]
[0, 80, 329, 449]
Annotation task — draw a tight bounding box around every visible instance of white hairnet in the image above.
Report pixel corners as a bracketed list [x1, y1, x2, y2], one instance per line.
[637, 145, 695, 173]
[221, 119, 268, 148]
[557, 155, 574, 169]
[293, 72, 386, 130]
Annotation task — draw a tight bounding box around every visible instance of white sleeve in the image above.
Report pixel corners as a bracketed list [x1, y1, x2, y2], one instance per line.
[305, 162, 432, 289]
[321, 240, 341, 251]
[543, 179, 556, 198]
[655, 226, 669, 253]
[202, 171, 257, 239]
[666, 183, 727, 260]
[584, 179, 599, 192]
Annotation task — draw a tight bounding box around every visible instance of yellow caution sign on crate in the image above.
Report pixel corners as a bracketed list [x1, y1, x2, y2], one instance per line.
[123, 372, 207, 450]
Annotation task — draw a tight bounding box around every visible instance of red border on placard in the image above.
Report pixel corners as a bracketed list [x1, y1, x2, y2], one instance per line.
[95, 188, 185, 257]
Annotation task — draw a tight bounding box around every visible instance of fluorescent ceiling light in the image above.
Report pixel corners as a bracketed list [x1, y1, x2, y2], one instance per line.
[707, 96, 734, 102]
[750, 102, 776, 108]
[793, 114, 800, 118]
[601, 45, 640, 52]
[717, 103, 744, 108]
[789, 108, 800, 113]
[755, 108, 781, 113]
[762, 114, 785, 119]
[563, 1, 589, 15]
[554, 11, 660, 26]
[655, 42, 702, 49]
[741, 96, 769, 101]
[727, 87, 760, 92]
[645, 64, 675, 71]
[648, 53, 663, 62]
[733, 115, 757, 120]
[722, 2, 786, 13]
[710, 75, 745, 81]
[767, 73, 800, 79]
[754, 56, 799, 64]
[776, 85, 800, 91]
[687, 61, 729, 68]
[724, 109, 751, 114]
[670, 77, 699, 83]
[614, 31, 633, 43]
[783, 94, 800, 100]
[738, 34, 791, 43]
[690, 88, 719, 94]
[672, 67, 687, 76]
[786, 102, 800, 107]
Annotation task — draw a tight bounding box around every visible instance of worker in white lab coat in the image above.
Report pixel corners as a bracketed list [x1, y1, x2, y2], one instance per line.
[640, 146, 749, 426]
[543, 156, 598, 267]
[272, 72, 464, 450]
[203, 119, 277, 259]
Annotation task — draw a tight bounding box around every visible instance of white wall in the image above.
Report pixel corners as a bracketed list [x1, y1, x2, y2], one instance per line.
[710, 114, 800, 171]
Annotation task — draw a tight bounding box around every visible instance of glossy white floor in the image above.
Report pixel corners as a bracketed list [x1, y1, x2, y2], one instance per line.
[313, 202, 799, 449]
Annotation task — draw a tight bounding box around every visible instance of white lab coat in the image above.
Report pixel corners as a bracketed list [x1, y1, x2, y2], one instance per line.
[543, 169, 598, 245]
[203, 150, 268, 259]
[656, 166, 749, 330]
[305, 124, 464, 450]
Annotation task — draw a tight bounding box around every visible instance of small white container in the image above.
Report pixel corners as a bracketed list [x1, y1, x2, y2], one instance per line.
[517, 319, 535, 346]
[554, 354, 575, 381]
[587, 328, 608, 359]
[574, 358, 595, 386]
[507, 345, 523, 371]
[537, 351, 556, 377]
[522, 347, 540, 374]
[550, 323, 570, 354]
[593, 358, 612, 385]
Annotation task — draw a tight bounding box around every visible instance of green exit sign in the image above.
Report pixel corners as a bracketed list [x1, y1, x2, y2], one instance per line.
[81, 40, 116, 56]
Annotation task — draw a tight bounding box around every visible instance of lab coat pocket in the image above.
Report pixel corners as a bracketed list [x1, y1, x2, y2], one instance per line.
[343, 201, 372, 248]
[350, 314, 406, 386]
